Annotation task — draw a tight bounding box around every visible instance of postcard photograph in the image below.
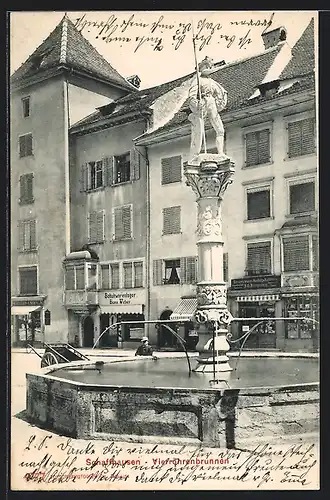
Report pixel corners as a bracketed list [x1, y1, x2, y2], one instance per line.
[9, 10, 319, 491]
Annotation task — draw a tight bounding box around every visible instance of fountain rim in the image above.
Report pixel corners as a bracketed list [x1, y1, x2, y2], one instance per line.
[27, 355, 320, 395]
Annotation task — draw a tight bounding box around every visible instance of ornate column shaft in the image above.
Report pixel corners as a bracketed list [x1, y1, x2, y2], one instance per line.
[184, 154, 235, 374]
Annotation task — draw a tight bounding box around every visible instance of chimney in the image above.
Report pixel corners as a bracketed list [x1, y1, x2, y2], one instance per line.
[127, 75, 141, 89]
[262, 26, 287, 50]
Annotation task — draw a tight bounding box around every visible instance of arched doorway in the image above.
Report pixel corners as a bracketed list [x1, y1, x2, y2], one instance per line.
[158, 309, 177, 348]
[83, 316, 94, 347]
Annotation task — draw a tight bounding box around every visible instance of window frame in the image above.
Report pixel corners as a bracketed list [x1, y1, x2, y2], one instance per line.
[163, 258, 181, 285]
[18, 132, 33, 158]
[21, 96, 31, 118]
[18, 218, 37, 252]
[243, 177, 274, 222]
[113, 204, 133, 241]
[100, 259, 145, 290]
[245, 239, 273, 276]
[114, 152, 131, 185]
[161, 155, 182, 185]
[242, 121, 273, 169]
[162, 205, 181, 235]
[88, 160, 104, 190]
[18, 265, 39, 296]
[281, 233, 317, 273]
[19, 173, 34, 205]
[286, 176, 316, 217]
[284, 111, 316, 160]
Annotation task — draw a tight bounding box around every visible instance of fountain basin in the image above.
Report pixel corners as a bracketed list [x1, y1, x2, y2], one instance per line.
[26, 356, 319, 448]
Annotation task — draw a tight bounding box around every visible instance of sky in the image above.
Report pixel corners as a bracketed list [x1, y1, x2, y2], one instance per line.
[9, 10, 316, 90]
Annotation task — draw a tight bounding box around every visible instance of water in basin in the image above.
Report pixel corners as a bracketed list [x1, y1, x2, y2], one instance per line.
[51, 357, 319, 389]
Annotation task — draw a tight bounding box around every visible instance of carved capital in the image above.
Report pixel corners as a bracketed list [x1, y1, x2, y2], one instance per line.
[194, 307, 233, 326]
[184, 159, 235, 199]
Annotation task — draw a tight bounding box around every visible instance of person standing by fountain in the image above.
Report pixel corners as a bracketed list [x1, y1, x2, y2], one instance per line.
[135, 337, 154, 357]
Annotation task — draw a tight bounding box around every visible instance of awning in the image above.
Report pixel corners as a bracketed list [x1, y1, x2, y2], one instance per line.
[170, 298, 197, 321]
[236, 294, 280, 302]
[11, 305, 42, 315]
[100, 304, 143, 315]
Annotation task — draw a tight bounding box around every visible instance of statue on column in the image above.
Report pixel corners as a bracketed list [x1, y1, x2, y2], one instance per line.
[188, 56, 228, 161]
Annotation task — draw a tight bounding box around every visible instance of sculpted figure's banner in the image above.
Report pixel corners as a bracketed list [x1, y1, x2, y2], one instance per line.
[188, 56, 228, 160]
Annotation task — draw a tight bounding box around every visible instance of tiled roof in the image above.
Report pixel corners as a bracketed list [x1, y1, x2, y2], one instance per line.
[280, 18, 315, 79]
[11, 15, 135, 91]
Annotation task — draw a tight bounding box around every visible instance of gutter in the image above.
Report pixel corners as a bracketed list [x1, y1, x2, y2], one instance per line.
[134, 88, 315, 146]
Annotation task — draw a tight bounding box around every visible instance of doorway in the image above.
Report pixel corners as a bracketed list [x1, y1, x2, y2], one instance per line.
[83, 316, 94, 347]
[238, 302, 276, 349]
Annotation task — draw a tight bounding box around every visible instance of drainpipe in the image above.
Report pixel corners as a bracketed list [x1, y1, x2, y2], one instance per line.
[145, 147, 151, 335]
[63, 77, 71, 255]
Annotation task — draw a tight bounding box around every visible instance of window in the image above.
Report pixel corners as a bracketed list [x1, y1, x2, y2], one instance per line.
[19, 133, 33, 157]
[114, 205, 132, 240]
[123, 262, 133, 288]
[114, 152, 130, 184]
[133, 261, 143, 288]
[163, 206, 181, 235]
[289, 181, 315, 214]
[285, 296, 318, 339]
[161, 156, 182, 184]
[88, 211, 105, 244]
[287, 118, 315, 158]
[18, 220, 36, 251]
[245, 129, 270, 166]
[65, 264, 85, 290]
[101, 264, 110, 290]
[19, 266, 37, 295]
[312, 236, 319, 271]
[19, 173, 34, 204]
[110, 263, 120, 289]
[246, 242, 271, 276]
[22, 97, 30, 118]
[247, 188, 271, 220]
[90, 161, 104, 189]
[282, 236, 310, 272]
[153, 256, 198, 285]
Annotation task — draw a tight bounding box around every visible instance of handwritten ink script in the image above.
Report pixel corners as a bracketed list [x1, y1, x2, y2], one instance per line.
[13, 432, 319, 490]
[74, 13, 273, 53]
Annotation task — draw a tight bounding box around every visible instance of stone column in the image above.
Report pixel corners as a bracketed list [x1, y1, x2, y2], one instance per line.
[184, 154, 235, 374]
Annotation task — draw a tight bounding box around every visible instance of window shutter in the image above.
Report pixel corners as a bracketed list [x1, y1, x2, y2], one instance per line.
[288, 119, 315, 158]
[88, 212, 97, 243]
[258, 129, 270, 163]
[80, 163, 88, 192]
[104, 157, 114, 186]
[18, 221, 24, 251]
[161, 156, 182, 184]
[153, 259, 163, 286]
[19, 175, 25, 202]
[30, 220, 36, 249]
[130, 148, 141, 181]
[247, 242, 271, 275]
[245, 132, 258, 166]
[223, 252, 228, 282]
[181, 256, 197, 284]
[163, 206, 181, 235]
[301, 118, 315, 155]
[114, 205, 132, 240]
[96, 211, 105, 242]
[27, 174, 33, 201]
[283, 236, 309, 272]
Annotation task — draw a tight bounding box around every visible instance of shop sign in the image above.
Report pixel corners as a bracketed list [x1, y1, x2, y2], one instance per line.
[230, 275, 281, 291]
[99, 289, 145, 306]
[12, 300, 41, 306]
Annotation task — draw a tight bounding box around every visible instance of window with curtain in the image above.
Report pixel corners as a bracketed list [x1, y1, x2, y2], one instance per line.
[164, 259, 181, 284]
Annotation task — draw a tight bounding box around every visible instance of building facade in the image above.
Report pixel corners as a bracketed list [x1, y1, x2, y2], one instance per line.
[10, 15, 318, 351]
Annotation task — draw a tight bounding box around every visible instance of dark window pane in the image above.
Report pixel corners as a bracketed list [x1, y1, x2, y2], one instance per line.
[290, 182, 315, 214]
[115, 153, 131, 184]
[247, 190, 270, 220]
[19, 267, 37, 295]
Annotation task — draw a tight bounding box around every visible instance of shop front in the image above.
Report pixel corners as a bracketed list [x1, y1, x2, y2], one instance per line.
[169, 296, 199, 351]
[11, 295, 47, 346]
[228, 275, 282, 350]
[281, 290, 319, 352]
[98, 289, 146, 349]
